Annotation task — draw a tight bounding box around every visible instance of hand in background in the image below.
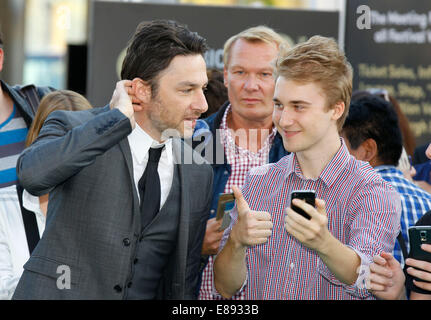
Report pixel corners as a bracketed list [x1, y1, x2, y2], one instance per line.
[414, 180, 431, 194]
[406, 244, 431, 293]
[201, 217, 224, 255]
[367, 252, 406, 300]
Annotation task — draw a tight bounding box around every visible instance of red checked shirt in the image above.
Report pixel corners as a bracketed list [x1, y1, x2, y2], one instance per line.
[216, 140, 401, 300]
[198, 104, 276, 300]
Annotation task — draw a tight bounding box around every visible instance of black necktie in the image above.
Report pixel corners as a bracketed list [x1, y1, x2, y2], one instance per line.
[138, 146, 164, 229]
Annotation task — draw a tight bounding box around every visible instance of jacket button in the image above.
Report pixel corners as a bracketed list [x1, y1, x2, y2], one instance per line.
[123, 238, 131, 246]
[134, 258, 139, 264]
[114, 285, 122, 293]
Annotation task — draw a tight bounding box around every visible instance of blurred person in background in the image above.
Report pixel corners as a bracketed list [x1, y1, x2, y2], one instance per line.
[0, 29, 54, 188]
[341, 95, 431, 269]
[413, 143, 428, 165]
[351, 89, 416, 182]
[0, 90, 92, 299]
[411, 142, 431, 193]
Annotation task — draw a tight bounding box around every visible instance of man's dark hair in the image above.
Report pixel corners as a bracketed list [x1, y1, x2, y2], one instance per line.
[121, 20, 208, 97]
[0, 28, 3, 47]
[342, 96, 403, 166]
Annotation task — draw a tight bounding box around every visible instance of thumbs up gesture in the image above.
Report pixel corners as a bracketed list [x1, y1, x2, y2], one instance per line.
[230, 185, 273, 248]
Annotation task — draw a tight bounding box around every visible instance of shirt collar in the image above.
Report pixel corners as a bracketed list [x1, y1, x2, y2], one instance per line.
[286, 138, 351, 187]
[319, 138, 351, 187]
[127, 124, 172, 165]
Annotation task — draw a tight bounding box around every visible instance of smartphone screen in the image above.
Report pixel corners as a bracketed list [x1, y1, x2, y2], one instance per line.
[290, 190, 316, 220]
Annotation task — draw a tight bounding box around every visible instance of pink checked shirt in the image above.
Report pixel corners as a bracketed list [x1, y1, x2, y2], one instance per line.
[198, 104, 276, 300]
[216, 140, 401, 300]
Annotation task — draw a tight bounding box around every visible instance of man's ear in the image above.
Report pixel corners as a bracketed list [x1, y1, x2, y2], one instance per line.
[131, 78, 151, 104]
[360, 138, 378, 164]
[331, 101, 345, 121]
[0, 48, 4, 73]
[223, 67, 228, 88]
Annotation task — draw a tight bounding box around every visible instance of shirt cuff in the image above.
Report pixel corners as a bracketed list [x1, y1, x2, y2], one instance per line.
[318, 246, 375, 299]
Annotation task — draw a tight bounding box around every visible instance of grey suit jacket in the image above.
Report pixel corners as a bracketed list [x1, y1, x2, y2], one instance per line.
[12, 105, 213, 299]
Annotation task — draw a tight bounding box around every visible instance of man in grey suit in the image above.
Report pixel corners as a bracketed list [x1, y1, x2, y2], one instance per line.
[12, 20, 213, 299]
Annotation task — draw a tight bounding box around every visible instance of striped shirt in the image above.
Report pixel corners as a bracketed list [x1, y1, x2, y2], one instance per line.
[0, 105, 28, 188]
[217, 140, 401, 299]
[198, 104, 276, 300]
[221, 104, 277, 190]
[374, 165, 431, 267]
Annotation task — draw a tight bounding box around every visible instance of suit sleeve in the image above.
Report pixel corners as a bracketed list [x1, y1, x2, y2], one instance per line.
[17, 108, 132, 196]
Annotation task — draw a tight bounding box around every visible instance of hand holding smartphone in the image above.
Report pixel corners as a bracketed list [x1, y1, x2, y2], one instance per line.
[406, 226, 431, 293]
[290, 190, 316, 220]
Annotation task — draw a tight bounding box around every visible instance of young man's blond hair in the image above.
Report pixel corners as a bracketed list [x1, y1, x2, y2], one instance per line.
[275, 35, 353, 130]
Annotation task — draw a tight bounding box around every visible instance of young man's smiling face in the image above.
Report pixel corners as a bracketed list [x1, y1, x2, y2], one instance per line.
[272, 77, 342, 154]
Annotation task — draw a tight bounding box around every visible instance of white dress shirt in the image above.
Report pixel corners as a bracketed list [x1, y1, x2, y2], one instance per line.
[127, 124, 174, 209]
[0, 185, 45, 299]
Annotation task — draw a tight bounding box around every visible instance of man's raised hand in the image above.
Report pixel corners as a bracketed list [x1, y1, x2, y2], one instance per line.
[110, 80, 142, 129]
[230, 185, 273, 248]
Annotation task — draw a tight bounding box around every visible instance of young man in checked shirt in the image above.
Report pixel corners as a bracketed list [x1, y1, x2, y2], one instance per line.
[192, 26, 289, 300]
[341, 95, 431, 268]
[214, 36, 401, 300]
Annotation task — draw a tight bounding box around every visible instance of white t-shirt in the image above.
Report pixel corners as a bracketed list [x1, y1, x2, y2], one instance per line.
[0, 185, 45, 299]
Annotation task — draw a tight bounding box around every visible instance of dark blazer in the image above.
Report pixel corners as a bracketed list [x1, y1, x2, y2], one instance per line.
[12, 105, 213, 299]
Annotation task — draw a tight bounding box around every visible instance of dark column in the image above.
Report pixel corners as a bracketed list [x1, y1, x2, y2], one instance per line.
[0, 0, 26, 85]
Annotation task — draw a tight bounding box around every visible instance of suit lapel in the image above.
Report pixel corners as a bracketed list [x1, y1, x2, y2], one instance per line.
[119, 138, 141, 231]
[172, 138, 189, 298]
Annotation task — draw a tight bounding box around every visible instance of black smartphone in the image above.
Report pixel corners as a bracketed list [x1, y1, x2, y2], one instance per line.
[215, 192, 235, 231]
[290, 190, 316, 220]
[408, 226, 431, 263]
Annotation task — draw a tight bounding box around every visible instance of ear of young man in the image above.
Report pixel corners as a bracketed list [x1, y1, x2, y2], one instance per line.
[0, 48, 4, 72]
[331, 101, 345, 121]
